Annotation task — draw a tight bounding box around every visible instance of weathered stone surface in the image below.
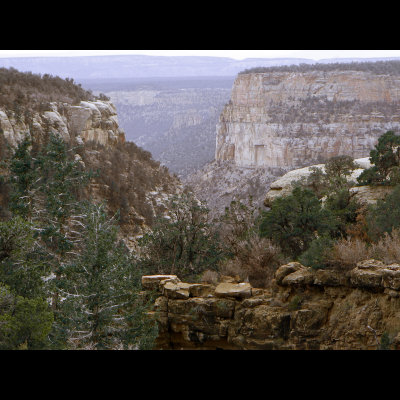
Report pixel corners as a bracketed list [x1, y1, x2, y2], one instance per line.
[214, 282, 252, 299]
[349, 260, 386, 289]
[144, 260, 400, 349]
[216, 71, 400, 169]
[141, 275, 180, 291]
[281, 268, 315, 286]
[0, 100, 125, 150]
[275, 262, 305, 285]
[313, 269, 349, 287]
[264, 158, 373, 207]
[349, 185, 393, 205]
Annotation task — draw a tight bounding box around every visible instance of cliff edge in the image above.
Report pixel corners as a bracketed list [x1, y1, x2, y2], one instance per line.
[143, 260, 400, 350]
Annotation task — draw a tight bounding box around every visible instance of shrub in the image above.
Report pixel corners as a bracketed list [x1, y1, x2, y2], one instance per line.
[366, 185, 400, 241]
[369, 229, 400, 264]
[326, 237, 370, 270]
[298, 236, 334, 270]
[259, 187, 337, 259]
[220, 235, 283, 288]
[200, 270, 219, 284]
[137, 191, 224, 281]
[357, 131, 400, 186]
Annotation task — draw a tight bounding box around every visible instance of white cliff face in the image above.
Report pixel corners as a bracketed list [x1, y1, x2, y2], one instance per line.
[0, 100, 125, 148]
[216, 71, 400, 169]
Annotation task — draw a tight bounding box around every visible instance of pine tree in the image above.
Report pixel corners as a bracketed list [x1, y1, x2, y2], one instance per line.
[6, 135, 37, 220]
[0, 283, 53, 350]
[57, 203, 157, 350]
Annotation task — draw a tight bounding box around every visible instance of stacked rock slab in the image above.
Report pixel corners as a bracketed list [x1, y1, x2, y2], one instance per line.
[143, 260, 400, 350]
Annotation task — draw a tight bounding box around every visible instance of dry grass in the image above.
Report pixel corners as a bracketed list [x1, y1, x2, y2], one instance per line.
[200, 270, 219, 285]
[327, 237, 370, 270]
[327, 228, 400, 269]
[220, 235, 284, 288]
[370, 229, 400, 264]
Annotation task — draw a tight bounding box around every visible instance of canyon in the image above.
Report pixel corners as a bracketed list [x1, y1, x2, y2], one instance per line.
[187, 67, 400, 214]
[90, 77, 233, 177]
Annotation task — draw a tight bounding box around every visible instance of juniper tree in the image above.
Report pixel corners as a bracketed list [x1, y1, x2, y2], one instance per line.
[357, 131, 400, 186]
[259, 187, 337, 259]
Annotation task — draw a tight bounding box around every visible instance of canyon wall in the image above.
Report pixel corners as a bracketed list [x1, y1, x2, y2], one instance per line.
[143, 260, 400, 350]
[0, 98, 183, 248]
[216, 71, 400, 169]
[0, 100, 126, 149]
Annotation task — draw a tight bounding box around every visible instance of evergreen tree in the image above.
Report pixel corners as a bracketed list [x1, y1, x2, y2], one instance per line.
[57, 203, 157, 350]
[366, 184, 400, 241]
[0, 217, 49, 299]
[6, 135, 38, 220]
[0, 283, 53, 350]
[259, 187, 337, 259]
[357, 130, 400, 185]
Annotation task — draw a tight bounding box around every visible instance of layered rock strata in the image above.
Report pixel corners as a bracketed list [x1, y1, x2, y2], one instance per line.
[216, 71, 400, 169]
[143, 260, 400, 350]
[0, 100, 125, 148]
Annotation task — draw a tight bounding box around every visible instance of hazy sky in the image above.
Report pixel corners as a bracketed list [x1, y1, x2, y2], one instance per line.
[1, 50, 400, 60]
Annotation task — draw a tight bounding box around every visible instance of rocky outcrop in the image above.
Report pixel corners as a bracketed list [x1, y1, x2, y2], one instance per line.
[144, 260, 400, 350]
[264, 157, 394, 207]
[216, 71, 400, 169]
[0, 100, 125, 148]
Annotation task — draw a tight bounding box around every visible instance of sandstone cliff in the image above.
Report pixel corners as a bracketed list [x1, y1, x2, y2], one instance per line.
[143, 260, 400, 350]
[0, 100, 125, 149]
[187, 67, 400, 215]
[216, 71, 400, 169]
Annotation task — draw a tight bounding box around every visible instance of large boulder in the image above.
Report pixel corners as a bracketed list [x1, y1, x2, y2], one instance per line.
[264, 158, 371, 207]
[215, 282, 252, 299]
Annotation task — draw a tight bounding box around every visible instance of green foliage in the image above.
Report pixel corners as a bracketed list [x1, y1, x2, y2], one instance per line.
[217, 196, 259, 255]
[298, 236, 334, 270]
[0, 284, 53, 350]
[6, 135, 37, 219]
[0, 133, 159, 349]
[57, 203, 157, 350]
[259, 187, 337, 259]
[324, 189, 360, 238]
[288, 295, 302, 311]
[357, 131, 400, 186]
[293, 155, 357, 200]
[0, 216, 49, 299]
[366, 185, 400, 241]
[379, 332, 392, 350]
[138, 191, 224, 281]
[324, 155, 357, 188]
